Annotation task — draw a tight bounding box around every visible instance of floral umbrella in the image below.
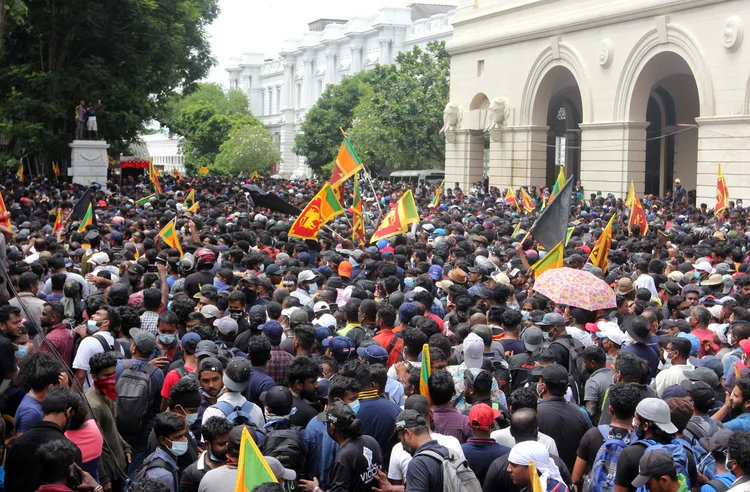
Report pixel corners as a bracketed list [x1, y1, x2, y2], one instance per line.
[533, 267, 617, 311]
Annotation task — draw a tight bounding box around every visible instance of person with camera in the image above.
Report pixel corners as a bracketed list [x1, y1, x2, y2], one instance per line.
[35, 438, 102, 492]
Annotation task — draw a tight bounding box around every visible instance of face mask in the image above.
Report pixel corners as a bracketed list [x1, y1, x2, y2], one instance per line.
[185, 412, 198, 426]
[507, 301, 519, 311]
[728, 334, 734, 346]
[726, 455, 733, 470]
[168, 439, 188, 456]
[94, 375, 118, 400]
[167, 301, 173, 312]
[228, 309, 243, 320]
[404, 278, 415, 289]
[535, 384, 544, 398]
[209, 452, 224, 462]
[348, 399, 361, 415]
[87, 320, 100, 333]
[259, 264, 265, 273]
[213, 279, 230, 291]
[309, 283, 318, 294]
[542, 330, 550, 341]
[159, 333, 176, 345]
[521, 311, 530, 321]
[14, 344, 29, 358]
[632, 419, 646, 440]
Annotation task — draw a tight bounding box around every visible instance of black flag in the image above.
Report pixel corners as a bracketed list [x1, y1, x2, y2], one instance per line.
[530, 176, 574, 251]
[245, 185, 303, 216]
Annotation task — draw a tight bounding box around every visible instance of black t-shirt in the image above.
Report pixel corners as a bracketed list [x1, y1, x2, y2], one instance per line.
[289, 394, 319, 428]
[615, 441, 698, 492]
[327, 435, 383, 492]
[184, 271, 215, 298]
[598, 384, 656, 425]
[576, 425, 632, 467]
[0, 332, 16, 377]
[499, 338, 526, 356]
[482, 452, 572, 492]
[406, 440, 446, 492]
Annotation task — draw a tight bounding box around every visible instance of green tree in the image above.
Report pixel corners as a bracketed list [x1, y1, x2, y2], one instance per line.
[212, 125, 280, 176]
[161, 83, 260, 175]
[0, 0, 219, 176]
[294, 72, 371, 174]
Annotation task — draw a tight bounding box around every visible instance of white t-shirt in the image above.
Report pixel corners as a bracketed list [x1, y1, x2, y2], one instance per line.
[388, 432, 465, 481]
[72, 332, 122, 391]
[566, 326, 594, 347]
[201, 392, 264, 428]
[490, 427, 560, 457]
[386, 360, 421, 381]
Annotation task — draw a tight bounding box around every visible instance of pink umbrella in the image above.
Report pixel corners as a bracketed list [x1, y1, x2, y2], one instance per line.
[533, 267, 617, 311]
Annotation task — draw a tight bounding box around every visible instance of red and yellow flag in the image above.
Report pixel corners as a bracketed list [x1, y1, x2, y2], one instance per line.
[624, 180, 636, 209]
[53, 208, 63, 233]
[716, 163, 729, 216]
[549, 166, 565, 203]
[159, 218, 183, 257]
[149, 159, 162, 195]
[52, 162, 60, 178]
[288, 182, 344, 240]
[16, 161, 24, 181]
[419, 343, 432, 406]
[431, 179, 445, 208]
[588, 214, 614, 271]
[351, 174, 365, 244]
[330, 137, 363, 188]
[370, 190, 419, 243]
[628, 194, 649, 236]
[531, 241, 564, 278]
[0, 191, 9, 227]
[520, 187, 535, 213]
[235, 426, 277, 492]
[505, 188, 519, 211]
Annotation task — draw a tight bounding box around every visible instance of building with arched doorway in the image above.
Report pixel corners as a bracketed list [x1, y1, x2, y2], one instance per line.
[444, 0, 750, 205]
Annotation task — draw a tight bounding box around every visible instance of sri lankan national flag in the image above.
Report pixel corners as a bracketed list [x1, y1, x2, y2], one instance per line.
[351, 174, 365, 244]
[288, 182, 344, 240]
[419, 343, 432, 406]
[235, 426, 277, 491]
[370, 190, 419, 243]
[624, 180, 636, 208]
[16, 161, 24, 181]
[185, 189, 195, 205]
[520, 187, 535, 213]
[73, 188, 96, 231]
[628, 193, 649, 236]
[187, 201, 200, 213]
[505, 188, 519, 211]
[540, 194, 548, 211]
[135, 194, 155, 207]
[588, 214, 614, 271]
[716, 163, 729, 216]
[159, 218, 183, 257]
[565, 226, 575, 246]
[549, 166, 565, 203]
[250, 171, 260, 179]
[77, 203, 94, 232]
[51, 162, 60, 178]
[148, 159, 162, 194]
[331, 137, 363, 189]
[431, 179, 445, 208]
[53, 208, 63, 233]
[531, 241, 564, 278]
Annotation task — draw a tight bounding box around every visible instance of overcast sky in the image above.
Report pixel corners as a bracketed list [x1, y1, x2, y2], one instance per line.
[204, 0, 456, 86]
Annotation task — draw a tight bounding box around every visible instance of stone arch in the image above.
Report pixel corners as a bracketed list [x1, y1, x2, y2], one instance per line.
[520, 43, 593, 126]
[615, 24, 714, 121]
[745, 72, 750, 115]
[470, 92, 490, 110]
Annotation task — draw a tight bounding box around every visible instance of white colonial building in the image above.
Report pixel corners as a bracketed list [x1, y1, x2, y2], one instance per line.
[141, 132, 185, 175]
[226, 3, 455, 178]
[444, 0, 750, 205]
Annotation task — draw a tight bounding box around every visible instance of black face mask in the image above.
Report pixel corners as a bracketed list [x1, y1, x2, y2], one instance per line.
[243, 289, 258, 304]
[634, 423, 647, 440]
[228, 309, 244, 321]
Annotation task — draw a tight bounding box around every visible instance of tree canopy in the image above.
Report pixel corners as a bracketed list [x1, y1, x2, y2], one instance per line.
[295, 41, 449, 175]
[0, 0, 219, 175]
[212, 125, 281, 176]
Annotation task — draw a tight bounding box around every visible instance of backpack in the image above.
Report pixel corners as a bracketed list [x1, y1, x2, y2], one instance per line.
[415, 448, 482, 492]
[130, 453, 178, 491]
[115, 360, 158, 435]
[552, 337, 587, 388]
[93, 333, 125, 360]
[705, 477, 731, 492]
[261, 421, 306, 478]
[212, 400, 256, 425]
[635, 440, 690, 492]
[677, 434, 713, 479]
[583, 426, 638, 492]
[217, 344, 241, 367]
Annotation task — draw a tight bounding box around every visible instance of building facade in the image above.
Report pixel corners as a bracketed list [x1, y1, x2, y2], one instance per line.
[141, 132, 185, 174]
[444, 0, 750, 205]
[226, 3, 455, 178]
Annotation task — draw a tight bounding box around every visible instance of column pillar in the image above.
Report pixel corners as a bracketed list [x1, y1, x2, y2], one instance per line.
[281, 60, 294, 111]
[351, 38, 364, 73]
[445, 130, 485, 191]
[488, 126, 548, 190]
[301, 55, 313, 108]
[378, 39, 390, 65]
[696, 116, 750, 205]
[578, 121, 649, 199]
[324, 48, 337, 86]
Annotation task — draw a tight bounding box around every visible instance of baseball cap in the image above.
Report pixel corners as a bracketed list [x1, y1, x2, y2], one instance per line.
[127, 263, 145, 275]
[596, 323, 626, 346]
[317, 400, 356, 425]
[540, 364, 569, 385]
[314, 301, 330, 314]
[198, 357, 223, 374]
[699, 428, 733, 455]
[682, 367, 720, 389]
[631, 449, 676, 488]
[289, 309, 309, 328]
[200, 305, 220, 319]
[468, 403, 502, 431]
[314, 326, 333, 343]
[392, 409, 427, 436]
[680, 380, 716, 407]
[536, 313, 565, 327]
[522, 327, 543, 352]
[181, 332, 201, 348]
[129, 328, 156, 354]
[635, 398, 678, 434]
[463, 333, 485, 369]
[677, 332, 700, 355]
[265, 264, 284, 276]
[195, 340, 219, 358]
[314, 314, 337, 330]
[193, 285, 219, 299]
[338, 261, 352, 277]
[298, 270, 316, 284]
[264, 456, 296, 482]
[213, 317, 239, 335]
[223, 357, 251, 392]
[261, 320, 284, 345]
[357, 345, 389, 364]
[658, 281, 681, 296]
[323, 336, 354, 357]
[428, 265, 443, 281]
[467, 285, 492, 299]
[88, 252, 110, 266]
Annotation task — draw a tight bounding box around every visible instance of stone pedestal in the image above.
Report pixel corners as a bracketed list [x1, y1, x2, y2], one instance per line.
[69, 140, 110, 186]
[445, 130, 485, 191]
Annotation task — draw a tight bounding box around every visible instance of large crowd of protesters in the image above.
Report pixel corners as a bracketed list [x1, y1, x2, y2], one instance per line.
[0, 172, 749, 492]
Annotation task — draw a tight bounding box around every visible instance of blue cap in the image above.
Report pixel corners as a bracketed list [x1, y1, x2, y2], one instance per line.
[315, 326, 333, 342]
[377, 239, 389, 250]
[298, 252, 312, 266]
[265, 264, 284, 276]
[399, 302, 419, 325]
[316, 378, 330, 401]
[322, 336, 354, 357]
[434, 228, 446, 236]
[261, 320, 284, 342]
[181, 332, 201, 347]
[467, 284, 492, 299]
[108, 231, 124, 242]
[317, 265, 333, 278]
[428, 265, 443, 281]
[357, 344, 389, 363]
[677, 332, 700, 355]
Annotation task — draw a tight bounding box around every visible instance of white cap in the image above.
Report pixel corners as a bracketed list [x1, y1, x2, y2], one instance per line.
[298, 270, 317, 283]
[463, 333, 485, 369]
[314, 313, 337, 330]
[87, 252, 110, 266]
[314, 301, 330, 314]
[597, 322, 625, 346]
[492, 272, 511, 286]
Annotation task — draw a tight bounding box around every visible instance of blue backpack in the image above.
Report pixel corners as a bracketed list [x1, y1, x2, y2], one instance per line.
[583, 426, 638, 492]
[636, 440, 690, 492]
[677, 435, 713, 480]
[213, 400, 256, 425]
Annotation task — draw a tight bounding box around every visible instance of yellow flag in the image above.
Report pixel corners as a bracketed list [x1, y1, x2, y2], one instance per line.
[529, 461, 544, 492]
[588, 214, 615, 271]
[624, 181, 636, 209]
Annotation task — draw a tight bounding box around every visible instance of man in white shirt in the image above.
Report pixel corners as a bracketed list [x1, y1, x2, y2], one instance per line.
[72, 306, 124, 391]
[202, 358, 264, 427]
[490, 387, 559, 456]
[653, 336, 693, 397]
[388, 395, 464, 484]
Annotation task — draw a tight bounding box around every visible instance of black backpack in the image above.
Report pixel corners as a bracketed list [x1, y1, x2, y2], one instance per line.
[93, 333, 125, 359]
[261, 421, 307, 479]
[552, 337, 587, 384]
[115, 360, 158, 435]
[130, 453, 178, 491]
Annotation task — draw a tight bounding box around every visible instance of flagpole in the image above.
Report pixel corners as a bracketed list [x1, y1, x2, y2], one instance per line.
[340, 129, 382, 216]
